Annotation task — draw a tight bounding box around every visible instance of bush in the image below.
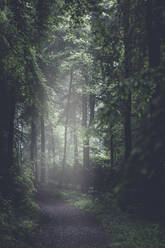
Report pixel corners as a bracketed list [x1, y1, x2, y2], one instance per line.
[119, 94, 165, 220]
[0, 164, 40, 248]
[60, 190, 165, 248]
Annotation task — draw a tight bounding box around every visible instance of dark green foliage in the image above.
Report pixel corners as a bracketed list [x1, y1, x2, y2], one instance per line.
[91, 159, 120, 197]
[0, 1, 54, 246]
[119, 88, 165, 219]
[0, 164, 39, 248]
[60, 190, 165, 248]
[0, 0, 165, 246]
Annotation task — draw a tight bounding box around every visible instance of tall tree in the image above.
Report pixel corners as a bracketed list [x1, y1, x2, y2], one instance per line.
[30, 108, 39, 184]
[40, 116, 46, 183]
[82, 73, 89, 168]
[62, 68, 73, 169]
[122, 0, 132, 161]
[89, 93, 95, 125]
[73, 103, 79, 166]
[51, 126, 56, 168]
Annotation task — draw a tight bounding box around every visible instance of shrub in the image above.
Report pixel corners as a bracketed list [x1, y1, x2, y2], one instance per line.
[0, 164, 40, 248]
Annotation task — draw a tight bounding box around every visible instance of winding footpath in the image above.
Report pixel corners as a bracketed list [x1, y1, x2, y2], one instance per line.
[35, 192, 110, 248]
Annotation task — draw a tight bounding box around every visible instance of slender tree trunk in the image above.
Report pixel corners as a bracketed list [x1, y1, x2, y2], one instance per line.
[146, 0, 162, 95]
[62, 68, 73, 169]
[82, 75, 89, 168]
[146, 0, 162, 118]
[30, 110, 38, 184]
[30, 114, 36, 163]
[89, 94, 95, 124]
[8, 92, 16, 168]
[19, 117, 24, 166]
[73, 112, 79, 166]
[110, 133, 114, 168]
[63, 124, 68, 169]
[74, 131, 78, 166]
[40, 116, 46, 183]
[147, 0, 161, 70]
[0, 79, 16, 195]
[51, 127, 56, 167]
[0, 83, 10, 179]
[123, 0, 132, 161]
[124, 94, 132, 160]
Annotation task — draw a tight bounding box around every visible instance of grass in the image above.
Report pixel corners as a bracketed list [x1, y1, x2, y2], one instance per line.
[60, 190, 165, 248]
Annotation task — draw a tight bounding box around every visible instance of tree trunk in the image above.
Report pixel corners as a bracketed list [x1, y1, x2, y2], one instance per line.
[123, 0, 132, 161]
[110, 133, 114, 168]
[89, 94, 95, 124]
[19, 117, 24, 166]
[124, 93, 132, 160]
[0, 82, 10, 178]
[8, 92, 16, 168]
[147, 0, 161, 70]
[83, 139, 89, 168]
[30, 110, 38, 184]
[144, 0, 165, 214]
[82, 75, 89, 168]
[40, 116, 46, 183]
[73, 112, 79, 166]
[62, 68, 73, 169]
[146, 0, 162, 118]
[51, 126, 56, 167]
[0, 78, 16, 195]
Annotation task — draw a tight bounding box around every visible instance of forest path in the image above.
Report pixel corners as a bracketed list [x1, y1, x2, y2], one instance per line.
[35, 190, 110, 248]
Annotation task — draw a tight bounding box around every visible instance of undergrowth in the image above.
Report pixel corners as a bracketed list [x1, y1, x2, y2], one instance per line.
[0, 164, 40, 248]
[60, 190, 165, 248]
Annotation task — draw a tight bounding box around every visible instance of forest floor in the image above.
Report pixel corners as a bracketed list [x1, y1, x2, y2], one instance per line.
[34, 190, 110, 248]
[34, 187, 165, 248]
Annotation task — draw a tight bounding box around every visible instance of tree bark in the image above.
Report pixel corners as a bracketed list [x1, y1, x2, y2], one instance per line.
[110, 133, 114, 168]
[40, 116, 46, 183]
[0, 77, 16, 195]
[62, 68, 73, 169]
[146, 0, 163, 117]
[51, 127, 56, 168]
[82, 75, 89, 168]
[146, 0, 161, 70]
[124, 93, 132, 160]
[0, 82, 10, 177]
[123, 0, 132, 161]
[30, 109, 38, 184]
[89, 93, 95, 124]
[8, 92, 16, 168]
[73, 111, 79, 166]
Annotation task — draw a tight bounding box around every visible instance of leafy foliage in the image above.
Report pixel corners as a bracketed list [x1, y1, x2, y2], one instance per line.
[61, 190, 165, 248]
[0, 164, 39, 248]
[0, 0, 165, 246]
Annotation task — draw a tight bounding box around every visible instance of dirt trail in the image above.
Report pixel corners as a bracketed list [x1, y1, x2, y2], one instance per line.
[35, 192, 109, 248]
